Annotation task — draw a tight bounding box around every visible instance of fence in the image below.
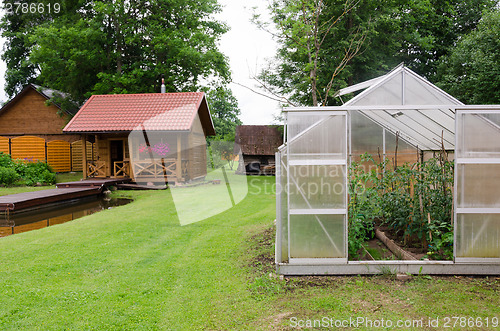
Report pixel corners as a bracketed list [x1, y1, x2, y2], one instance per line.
[0, 135, 94, 172]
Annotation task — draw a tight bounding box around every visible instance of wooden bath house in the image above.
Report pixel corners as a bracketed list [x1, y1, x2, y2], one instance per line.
[63, 92, 214, 183]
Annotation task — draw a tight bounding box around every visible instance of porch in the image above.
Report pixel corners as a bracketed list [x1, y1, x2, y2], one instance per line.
[85, 159, 189, 182]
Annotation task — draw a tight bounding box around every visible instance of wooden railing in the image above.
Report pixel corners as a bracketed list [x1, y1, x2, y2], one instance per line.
[87, 159, 188, 181]
[113, 160, 131, 177]
[87, 160, 106, 178]
[132, 159, 189, 181]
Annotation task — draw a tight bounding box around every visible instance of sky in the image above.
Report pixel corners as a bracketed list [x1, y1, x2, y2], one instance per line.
[0, 1, 281, 125]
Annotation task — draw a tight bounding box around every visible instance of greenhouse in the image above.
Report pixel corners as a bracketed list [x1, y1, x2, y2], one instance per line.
[275, 64, 500, 275]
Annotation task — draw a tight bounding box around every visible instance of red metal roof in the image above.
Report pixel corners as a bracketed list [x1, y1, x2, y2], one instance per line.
[64, 92, 214, 134]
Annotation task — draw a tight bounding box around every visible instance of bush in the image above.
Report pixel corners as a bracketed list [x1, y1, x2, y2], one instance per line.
[0, 155, 57, 186]
[21, 161, 56, 186]
[0, 167, 20, 186]
[0, 152, 15, 168]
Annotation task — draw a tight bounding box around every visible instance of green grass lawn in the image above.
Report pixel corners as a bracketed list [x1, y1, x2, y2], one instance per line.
[0, 176, 498, 330]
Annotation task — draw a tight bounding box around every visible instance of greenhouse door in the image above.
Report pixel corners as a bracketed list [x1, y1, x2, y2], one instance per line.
[455, 108, 500, 262]
[286, 111, 348, 264]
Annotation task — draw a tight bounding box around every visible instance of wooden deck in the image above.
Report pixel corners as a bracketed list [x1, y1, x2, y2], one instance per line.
[0, 187, 103, 212]
[56, 178, 132, 188]
[116, 183, 167, 190]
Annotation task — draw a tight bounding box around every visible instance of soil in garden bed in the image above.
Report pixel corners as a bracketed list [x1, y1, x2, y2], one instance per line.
[376, 222, 428, 260]
[358, 238, 396, 261]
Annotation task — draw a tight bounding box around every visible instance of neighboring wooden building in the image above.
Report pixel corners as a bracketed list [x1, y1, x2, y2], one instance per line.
[63, 92, 214, 183]
[0, 84, 85, 171]
[0, 84, 80, 142]
[235, 125, 283, 175]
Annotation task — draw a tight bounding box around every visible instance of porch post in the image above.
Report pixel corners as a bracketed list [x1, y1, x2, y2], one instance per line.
[82, 134, 88, 179]
[177, 135, 182, 182]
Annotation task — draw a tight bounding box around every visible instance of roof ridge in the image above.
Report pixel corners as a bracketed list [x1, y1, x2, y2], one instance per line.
[91, 91, 204, 97]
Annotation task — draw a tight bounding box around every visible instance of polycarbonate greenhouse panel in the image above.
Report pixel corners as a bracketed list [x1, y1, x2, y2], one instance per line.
[457, 113, 500, 158]
[457, 164, 500, 208]
[456, 214, 500, 258]
[350, 110, 418, 164]
[288, 114, 346, 161]
[350, 110, 383, 158]
[289, 214, 345, 258]
[417, 108, 455, 132]
[402, 70, 459, 105]
[288, 165, 345, 209]
[346, 65, 462, 107]
[384, 129, 418, 164]
[349, 73, 403, 106]
[360, 109, 450, 150]
[285, 111, 348, 263]
[455, 108, 500, 261]
[278, 151, 288, 262]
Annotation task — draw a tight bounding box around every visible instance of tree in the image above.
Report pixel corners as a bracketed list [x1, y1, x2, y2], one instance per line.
[254, 0, 497, 106]
[0, 0, 85, 96]
[329, 0, 497, 86]
[435, 9, 500, 104]
[205, 86, 242, 141]
[1, 0, 230, 106]
[254, 0, 365, 106]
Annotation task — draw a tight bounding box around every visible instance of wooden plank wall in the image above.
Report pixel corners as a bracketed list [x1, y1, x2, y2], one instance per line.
[96, 138, 110, 176]
[0, 137, 9, 154]
[71, 141, 94, 171]
[188, 134, 207, 179]
[1, 135, 91, 172]
[10, 136, 46, 162]
[188, 116, 208, 180]
[0, 88, 69, 135]
[47, 140, 71, 172]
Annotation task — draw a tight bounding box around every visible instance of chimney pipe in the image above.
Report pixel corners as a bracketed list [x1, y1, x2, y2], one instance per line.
[161, 78, 166, 93]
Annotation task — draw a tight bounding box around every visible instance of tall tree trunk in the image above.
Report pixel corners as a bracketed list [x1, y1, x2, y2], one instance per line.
[310, 68, 318, 106]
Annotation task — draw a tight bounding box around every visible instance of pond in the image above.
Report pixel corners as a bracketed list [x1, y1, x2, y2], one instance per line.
[0, 196, 132, 237]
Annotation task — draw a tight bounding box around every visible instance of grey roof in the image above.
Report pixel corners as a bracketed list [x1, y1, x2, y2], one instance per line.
[31, 84, 70, 101]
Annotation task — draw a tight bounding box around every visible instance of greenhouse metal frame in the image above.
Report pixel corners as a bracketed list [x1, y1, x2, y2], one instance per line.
[275, 65, 500, 275]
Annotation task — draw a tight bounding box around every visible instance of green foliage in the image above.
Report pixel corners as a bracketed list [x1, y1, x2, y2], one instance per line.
[15, 161, 56, 186]
[0, 152, 15, 168]
[204, 86, 242, 141]
[256, 0, 496, 106]
[348, 152, 454, 260]
[0, 157, 56, 186]
[208, 140, 237, 170]
[255, 0, 365, 106]
[348, 154, 380, 258]
[0, 167, 20, 186]
[1, 0, 230, 104]
[436, 9, 500, 104]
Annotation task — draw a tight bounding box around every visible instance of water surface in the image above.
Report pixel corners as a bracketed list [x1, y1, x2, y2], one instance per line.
[0, 196, 132, 237]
